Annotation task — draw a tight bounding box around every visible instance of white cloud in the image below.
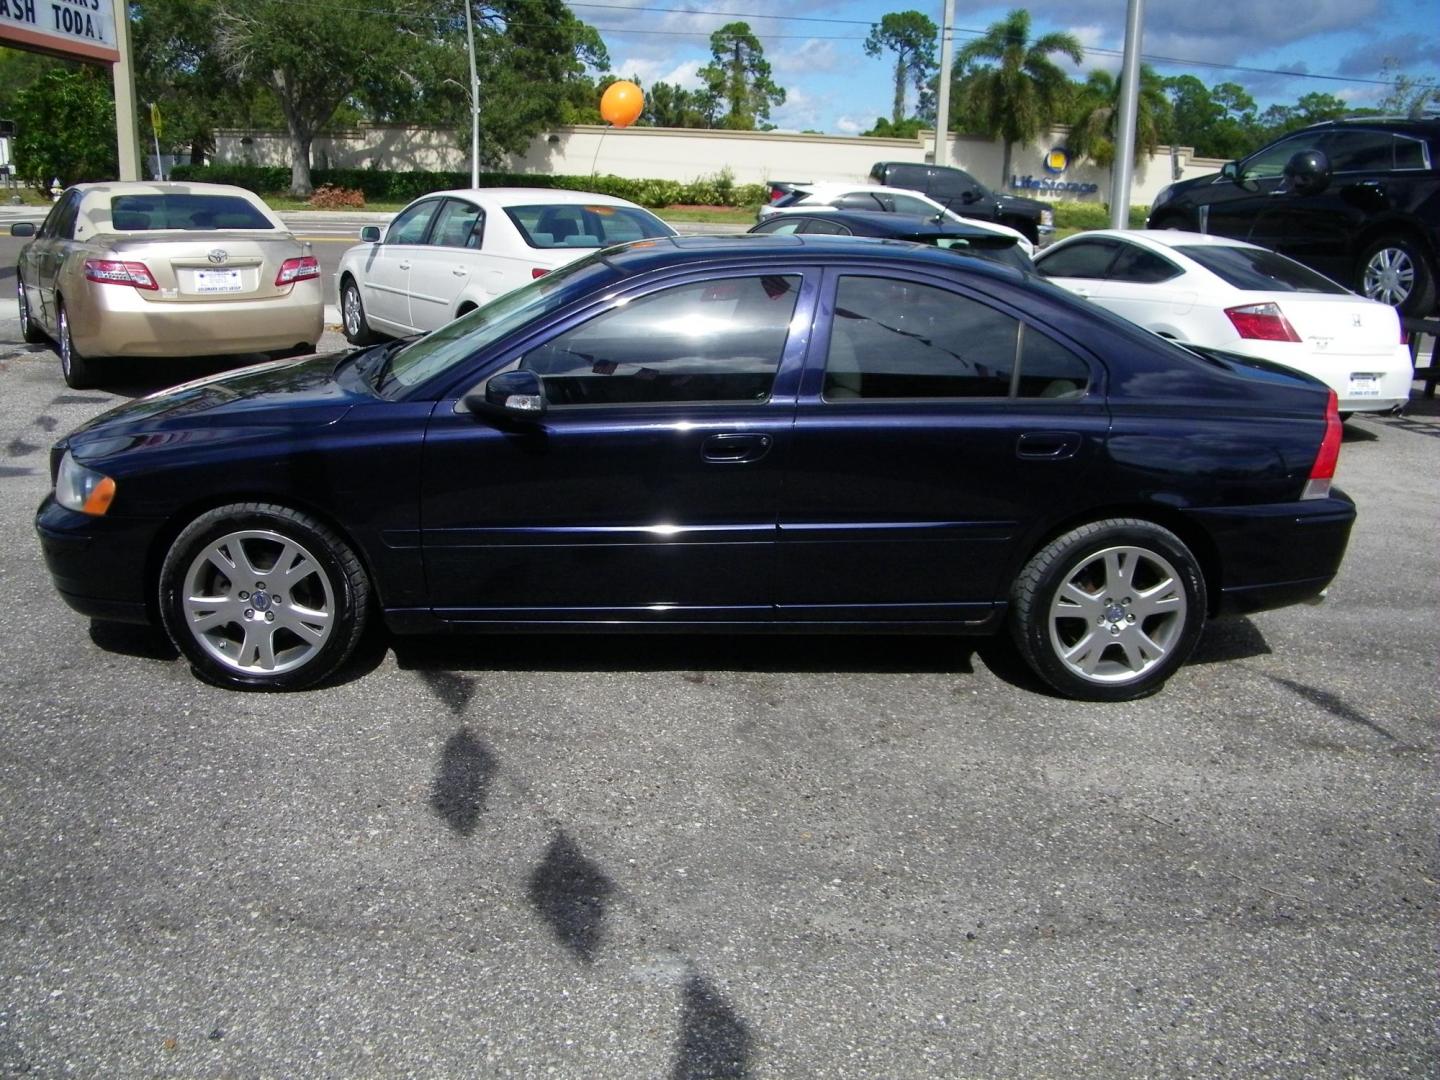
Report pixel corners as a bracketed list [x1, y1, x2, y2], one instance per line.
[771, 39, 843, 77]
[835, 116, 864, 135]
[609, 56, 705, 91]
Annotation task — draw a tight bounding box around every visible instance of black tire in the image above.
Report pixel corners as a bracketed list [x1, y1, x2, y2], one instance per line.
[1358, 233, 1437, 317]
[1009, 518, 1207, 702]
[340, 277, 379, 345]
[159, 502, 369, 691]
[17, 275, 45, 344]
[56, 299, 100, 389]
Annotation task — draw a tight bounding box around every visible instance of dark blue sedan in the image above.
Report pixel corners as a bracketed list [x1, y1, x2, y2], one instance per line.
[35, 235, 1354, 699]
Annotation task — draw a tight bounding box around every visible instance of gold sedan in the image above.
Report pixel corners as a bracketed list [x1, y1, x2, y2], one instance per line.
[12, 181, 324, 388]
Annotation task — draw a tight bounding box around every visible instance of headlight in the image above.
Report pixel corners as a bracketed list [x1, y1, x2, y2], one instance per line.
[55, 452, 116, 515]
[1040, 208, 1054, 227]
[1151, 185, 1175, 211]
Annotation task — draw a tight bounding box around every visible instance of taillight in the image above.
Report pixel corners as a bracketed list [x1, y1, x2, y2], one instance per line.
[84, 259, 157, 290]
[531, 268, 549, 279]
[768, 185, 786, 204]
[1302, 388, 1342, 500]
[275, 256, 320, 286]
[1224, 302, 1300, 342]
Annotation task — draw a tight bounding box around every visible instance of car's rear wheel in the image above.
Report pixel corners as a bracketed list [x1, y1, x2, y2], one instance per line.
[16, 276, 45, 344]
[1359, 234, 1437, 317]
[56, 300, 100, 389]
[341, 278, 378, 345]
[1010, 519, 1207, 701]
[159, 503, 369, 691]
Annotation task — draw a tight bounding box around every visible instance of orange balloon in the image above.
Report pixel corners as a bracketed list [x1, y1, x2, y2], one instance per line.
[600, 81, 644, 128]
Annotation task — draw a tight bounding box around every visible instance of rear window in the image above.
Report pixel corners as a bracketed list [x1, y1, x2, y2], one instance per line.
[1175, 245, 1347, 294]
[109, 194, 275, 231]
[926, 236, 1030, 271]
[505, 204, 673, 249]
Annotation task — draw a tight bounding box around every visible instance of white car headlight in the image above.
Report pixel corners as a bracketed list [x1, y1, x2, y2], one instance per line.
[1040, 208, 1054, 228]
[56, 451, 116, 515]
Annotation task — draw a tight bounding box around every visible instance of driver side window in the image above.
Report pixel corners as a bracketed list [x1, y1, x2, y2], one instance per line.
[386, 200, 438, 245]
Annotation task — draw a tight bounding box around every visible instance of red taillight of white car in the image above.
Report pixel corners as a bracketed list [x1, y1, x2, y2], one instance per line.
[531, 268, 550, 279]
[1302, 389, 1343, 500]
[84, 259, 158, 290]
[1224, 301, 1301, 342]
[275, 256, 320, 286]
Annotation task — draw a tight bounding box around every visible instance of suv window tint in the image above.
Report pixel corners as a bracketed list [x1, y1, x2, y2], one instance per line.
[1175, 244, 1348, 293]
[1327, 130, 1394, 173]
[1108, 243, 1181, 284]
[519, 274, 801, 406]
[1034, 238, 1121, 279]
[1394, 135, 1429, 170]
[1241, 135, 1316, 180]
[824, 276, 1017, 399]
[388, 200, 439, 245]
[430, 199, 483, 248]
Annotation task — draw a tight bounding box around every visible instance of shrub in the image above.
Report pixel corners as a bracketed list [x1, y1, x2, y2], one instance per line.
[308, 184, 366, 209]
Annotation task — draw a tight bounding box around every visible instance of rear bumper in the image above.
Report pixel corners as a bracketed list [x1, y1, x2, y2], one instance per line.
[1183, 490, 1356, 616]
[69, 280, 324, 358]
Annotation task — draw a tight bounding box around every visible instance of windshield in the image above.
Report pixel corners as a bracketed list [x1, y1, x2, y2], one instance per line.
[1175, 244, 1348, 294]
[505, 203, 674, 250]
[374, 252, 624, 396]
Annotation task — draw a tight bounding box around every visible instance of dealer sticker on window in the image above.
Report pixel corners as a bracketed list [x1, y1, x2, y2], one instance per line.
[1348, 373, 1381, 398]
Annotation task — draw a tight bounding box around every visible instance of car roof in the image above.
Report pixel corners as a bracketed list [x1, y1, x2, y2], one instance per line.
[407, 187, 649, 208]
[1302, 117, 1440, 137]
[597, 233, 1027, 284]
[754, 209, 1016, 241]
[71, 181, 267, 201]
[1050, 229, 1265, 255]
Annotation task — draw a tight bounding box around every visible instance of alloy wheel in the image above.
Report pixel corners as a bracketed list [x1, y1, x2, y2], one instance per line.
[1363, 246, 1415, 308]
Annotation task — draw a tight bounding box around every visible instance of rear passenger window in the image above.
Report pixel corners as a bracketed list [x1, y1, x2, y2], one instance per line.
[1394, 135, 1429, 170]
[520, 275, 801, 406]
[823, 276, 1089, 401]
[1108, 243, 1181, 284]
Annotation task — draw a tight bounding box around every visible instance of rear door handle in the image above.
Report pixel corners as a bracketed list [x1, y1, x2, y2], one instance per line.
[1017, 431, 1082, 460]
[398, 260, 411, 270]
[452, 267, 468, 276]
[702, 432, 772, 464]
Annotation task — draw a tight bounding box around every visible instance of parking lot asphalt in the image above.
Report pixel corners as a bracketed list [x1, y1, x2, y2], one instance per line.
[0, 311, 1436, 1077]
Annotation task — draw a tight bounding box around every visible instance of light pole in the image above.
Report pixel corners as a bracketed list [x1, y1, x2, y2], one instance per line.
[463, 0, 479, 187]
[1109, 0, 1145, 229]
[933, 0, 956, 169]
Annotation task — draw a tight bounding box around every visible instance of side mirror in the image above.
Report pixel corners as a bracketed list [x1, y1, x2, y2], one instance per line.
[961, 189, 982, 204]
[465, 369, 546, 419]
[1220, 160, 1259, 193]
[1283, 149, 1331, 196]
[10, 222, 35, 237]
[360, 225, 381, 243]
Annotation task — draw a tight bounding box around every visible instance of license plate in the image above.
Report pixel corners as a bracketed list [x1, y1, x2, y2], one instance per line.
[1347, 373, 1381, 397]
[193, 269, 243, 294]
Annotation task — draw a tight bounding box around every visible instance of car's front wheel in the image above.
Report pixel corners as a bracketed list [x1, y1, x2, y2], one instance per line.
[341, 278, 379, 346]
[57, 300, 100, 389]
[159, 503, 370, 691]
[16, 276, 45, 344]
[1009, 519, 1207, 701]
[1359, 234, 1437, 317]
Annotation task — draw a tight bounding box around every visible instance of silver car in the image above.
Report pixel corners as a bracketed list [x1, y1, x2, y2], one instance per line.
[12, 182, 324, 388]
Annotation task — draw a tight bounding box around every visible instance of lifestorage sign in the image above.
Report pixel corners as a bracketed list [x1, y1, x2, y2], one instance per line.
[0, 0, 120, 64]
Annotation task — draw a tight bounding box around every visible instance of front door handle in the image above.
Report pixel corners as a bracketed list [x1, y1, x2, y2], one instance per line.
[1017, 431, 1081, 460]
[702, 432, 772, 464]
[452, 267, 468, 276]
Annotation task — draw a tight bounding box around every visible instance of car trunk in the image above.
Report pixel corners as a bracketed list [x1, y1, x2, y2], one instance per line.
[97, 232, 305, 303]
[1272, 293, 1401, 357]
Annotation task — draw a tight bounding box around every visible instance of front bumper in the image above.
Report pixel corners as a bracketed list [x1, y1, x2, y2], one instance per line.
[35, 496, 160, 625]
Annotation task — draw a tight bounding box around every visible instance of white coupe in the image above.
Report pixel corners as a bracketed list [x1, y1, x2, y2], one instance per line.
[336, 188, 676, 343]
[1035, 229, 1414, 416]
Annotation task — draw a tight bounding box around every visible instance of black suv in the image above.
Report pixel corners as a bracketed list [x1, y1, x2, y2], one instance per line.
[1147, 118, 1440, 316]
[869, 161, 1053, 245]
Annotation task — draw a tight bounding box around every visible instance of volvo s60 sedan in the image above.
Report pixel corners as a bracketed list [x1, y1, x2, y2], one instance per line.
[35, 235, 1354, 700]
[12, 182, 324, 389]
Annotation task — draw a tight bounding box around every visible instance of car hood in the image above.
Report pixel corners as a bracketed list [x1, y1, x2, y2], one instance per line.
[64, 351, 366, 462]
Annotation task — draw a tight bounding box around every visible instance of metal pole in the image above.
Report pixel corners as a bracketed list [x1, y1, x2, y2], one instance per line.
[151, 111, 164, 181]
[1109, 0, 1144, 229]
[463, 0, 480, 187]
[932, 0, 955, 169]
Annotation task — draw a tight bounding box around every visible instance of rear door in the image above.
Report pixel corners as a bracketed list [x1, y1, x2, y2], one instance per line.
[777, 268, 1108, 622]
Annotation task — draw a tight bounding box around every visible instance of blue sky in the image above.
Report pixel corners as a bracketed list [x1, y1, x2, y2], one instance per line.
[571, 0, 1440, 134]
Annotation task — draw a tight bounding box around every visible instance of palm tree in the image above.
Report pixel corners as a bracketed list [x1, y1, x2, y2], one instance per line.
[1067, 66, 1171, 168]
[955, 9, 1083, 185]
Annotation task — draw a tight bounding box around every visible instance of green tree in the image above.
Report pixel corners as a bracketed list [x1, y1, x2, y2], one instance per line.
[699, 22, 785, 131]
[11, 67, 118, 190]
[1162, 75, 1260, 159]
[954, 9, 1083, 183]
[1066, 65, 1170, 167]
[215, 0, 447, 194]
[862, 116, 926, 139]
[864, 11, 938, 127]
[643, 81, 718, 128]
[1377, 60, 1440, 118]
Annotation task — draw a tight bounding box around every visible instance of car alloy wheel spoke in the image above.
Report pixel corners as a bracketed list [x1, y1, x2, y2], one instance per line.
[1049, 544, 1186, 684]
[277, 604, 329, 643]
[240, 621, 278, 670]
[186, 594, 240, 633]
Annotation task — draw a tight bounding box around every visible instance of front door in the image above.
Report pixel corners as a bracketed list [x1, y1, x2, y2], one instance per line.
[406, 197, 484, 331]
[419, 269, 814, 621]
[362, 198, 440, 333]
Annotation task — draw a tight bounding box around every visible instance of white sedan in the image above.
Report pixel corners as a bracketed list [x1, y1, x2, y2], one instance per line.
[756, 182, 1034, 256]
[336, 188, 676, 342]
[1034, 229, 1413, 415]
